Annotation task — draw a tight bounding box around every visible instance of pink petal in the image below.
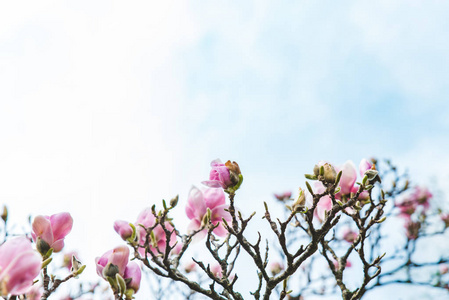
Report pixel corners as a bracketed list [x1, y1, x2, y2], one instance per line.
[5, 250, 41, 295]
[95, 250, 112, 277]
[210, 159, 223, 167]
[359, 159, 373, 177]
[210, 205, 231, 223]
[211, 223, 228, 237]
[51, 239, 65, 253]
[201, 180, 224, 188]
[136, 208, 156, 228]
[0, 238, 41, 295]
[32, 215, 54, 245]
[50, 212, 73, 241]
[114, 220, 133, 240]
[338, 161, 357, 195]
[124, 261, 141, 292]
[109, 246, 130, 275]
[203, 188, 226, 208]
[186, 186, 207, 220]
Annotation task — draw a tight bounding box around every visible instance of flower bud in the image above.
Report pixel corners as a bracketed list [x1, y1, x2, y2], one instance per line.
[36, 237, 51, 256]
[114, 220, 134, 241]
[269, 262, 284, 276]
[292, 188, 306, 211]
[103, 263, 120, 278]
[225, 160, 241, 186]
[323, 163, 337, 183]
[1, 206, 7, 223]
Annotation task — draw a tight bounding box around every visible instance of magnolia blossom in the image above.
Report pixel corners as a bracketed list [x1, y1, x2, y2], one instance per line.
[396, 186, 433, 219]
[32, 212, 73, 253]
[411, 186, 432, 210]
[313, 182, 333, 222]
[186, 186, 231, 240]
[333, 160, 371, 202]
[274, 191, 292, 201]
[0, 237, 41, 296]
[184, 260, 197, 273]
[95, 245, 141, 293]
[405, 220, 421, 240]
[440, 213, 449, 228]
[342, 228, 358, 243]
[210, 263, 224, 278]
[333, 259, 352, 269]
[25, 282, 42, 300]
[202, 159, 241, 189]
[114, 208, 178, 256]
[269, 261, 284, 276]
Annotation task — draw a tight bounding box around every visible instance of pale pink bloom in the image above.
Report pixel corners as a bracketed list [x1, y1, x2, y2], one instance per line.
[396, 198, 417, 219]
[134, 208, 177, 256]
[440, 213, 449, 228]
[333, 259, 352, 270]
[269, 261, 284, 276]
[335, 160, 371, 202]
[313, 182, 333, 222]
[210, 263, 223, 278]
[274, 191, 292, 201]
[186, 186, 231, 240]
[95, 246, 141, 292]
[440, 264, 449, 275]
[62, 251, 79, 270]
[0, 237, 42, 296]
[184, 261, 197, 273]
[359, 159, 373, 177]
[25, 282, 42, 300]
[411, 186, 432, 210]
[113, 220, 134, 241]
[342, 228, 358, 243]
[202, 159, 232, 188]
[31, 212, 73, 253]
[336, 161, 357, 196]
[404, 220, 421, 240]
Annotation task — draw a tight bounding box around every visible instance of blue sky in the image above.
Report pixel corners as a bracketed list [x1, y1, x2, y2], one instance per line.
[0, 1, 448, 299]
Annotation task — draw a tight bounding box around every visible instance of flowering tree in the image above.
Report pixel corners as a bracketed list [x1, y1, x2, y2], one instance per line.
[0, 158, 448, 300]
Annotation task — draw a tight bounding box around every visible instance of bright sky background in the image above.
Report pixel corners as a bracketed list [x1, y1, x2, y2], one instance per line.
[1, 1, 449, 299]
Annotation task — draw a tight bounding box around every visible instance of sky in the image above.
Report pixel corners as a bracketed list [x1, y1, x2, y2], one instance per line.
[1, 1, 449, 299]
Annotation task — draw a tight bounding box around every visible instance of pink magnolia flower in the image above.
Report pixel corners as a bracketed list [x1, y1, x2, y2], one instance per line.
[95, 246, 141, 293]
[184, 260, 197, 273]
[269, 261, 284, 276]
[396, 198, 417, 219]
[359, 159, 373, 177]
[404, 220, 421, 240]
[210, 263, 224, 278]
[440, 264, 449, 275]
[202, 159, 241, 189]
[333, 259, 352, 270]
[0, 237, 42, 296]
[25, 282, 42, 300]
[113, 220, 134, 241]
[32, 212, 73, 253]
[62, 251, 79, 270]
[440, 213, 449, 228]
[186, 186, 231, 240]
[274, 191, 292, 201]
[411, 186, 432, 210]
[342, 228, 358, 243]
[134, 208, 177, 256]
[313, 182, 333, 222]
[335, 160, 370, 201]
[115, 208, 178, 256]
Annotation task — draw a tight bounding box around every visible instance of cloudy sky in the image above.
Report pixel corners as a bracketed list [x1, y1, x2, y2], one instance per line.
[1, 1, 448, 299]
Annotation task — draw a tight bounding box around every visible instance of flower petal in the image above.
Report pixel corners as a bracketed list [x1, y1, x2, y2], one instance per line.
[32, 216, 53, 245]
[50, 212, 73, 241]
